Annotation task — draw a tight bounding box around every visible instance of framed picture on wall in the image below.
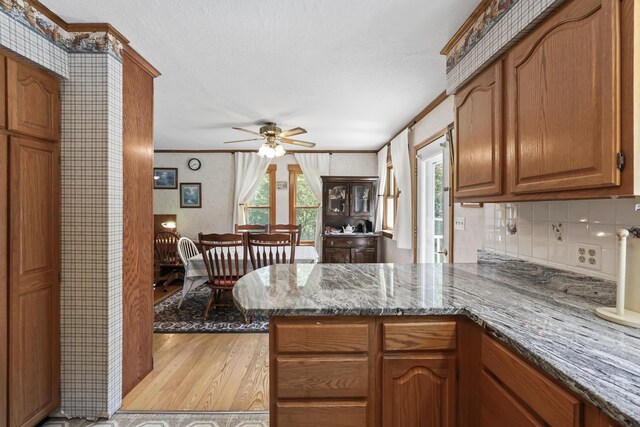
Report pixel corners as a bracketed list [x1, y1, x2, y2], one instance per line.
[154, 168, 178, 189]
[180, 183, 202, 208]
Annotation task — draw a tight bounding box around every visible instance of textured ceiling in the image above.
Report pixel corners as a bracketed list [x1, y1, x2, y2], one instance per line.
[42, 0, 477, 150]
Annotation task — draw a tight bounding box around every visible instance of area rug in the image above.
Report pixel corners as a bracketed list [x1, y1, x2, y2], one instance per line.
[154, 288, 268, 334]
[44, 411, 269, 427]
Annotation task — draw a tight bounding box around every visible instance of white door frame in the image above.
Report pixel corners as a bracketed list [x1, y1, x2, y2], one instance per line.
[412, 127, 453, 263]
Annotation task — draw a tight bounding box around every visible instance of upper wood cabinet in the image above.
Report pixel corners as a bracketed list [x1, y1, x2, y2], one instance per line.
[506, 0, 621, 194]
[454, 61, 503, 198]
[7, 58, 60, 141]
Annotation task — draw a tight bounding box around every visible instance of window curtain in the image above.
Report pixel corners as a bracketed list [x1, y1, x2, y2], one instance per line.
[294, 153, 331, 252]
[375, 145, 388, 231]
[232, 152, 271, 229]
[390, 129, 412, 250]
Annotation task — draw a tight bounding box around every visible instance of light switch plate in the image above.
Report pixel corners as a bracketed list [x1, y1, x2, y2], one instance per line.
[454, 217, 465, 231]
[574, 243, 602, 271]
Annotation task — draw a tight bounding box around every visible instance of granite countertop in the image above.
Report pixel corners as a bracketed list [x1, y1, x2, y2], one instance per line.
[232, 252, 640, 426]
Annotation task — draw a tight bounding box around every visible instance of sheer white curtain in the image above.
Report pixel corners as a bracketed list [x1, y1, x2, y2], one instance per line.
[390, 129, 412, 250]
[294, 153, 330, 251]
[375, 145, 388, 231]
[232, 152, 271, 228]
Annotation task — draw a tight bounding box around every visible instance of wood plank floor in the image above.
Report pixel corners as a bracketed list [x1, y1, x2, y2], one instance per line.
[122, 333, 269, 411]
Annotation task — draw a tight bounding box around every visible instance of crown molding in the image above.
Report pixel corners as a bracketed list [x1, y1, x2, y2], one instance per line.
[377, 90, 448, 152]
[154, 149, 378, 154]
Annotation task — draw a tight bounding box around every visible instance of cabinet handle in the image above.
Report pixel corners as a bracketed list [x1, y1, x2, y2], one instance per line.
[346, 240, 353, 245]
[330, 241, 334, 246]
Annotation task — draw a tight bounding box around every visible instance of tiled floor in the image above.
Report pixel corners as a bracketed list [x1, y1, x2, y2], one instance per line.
[42, 412, 269, 427]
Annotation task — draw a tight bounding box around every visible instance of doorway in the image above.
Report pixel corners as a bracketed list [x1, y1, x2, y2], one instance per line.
[416, 133, 450, 264]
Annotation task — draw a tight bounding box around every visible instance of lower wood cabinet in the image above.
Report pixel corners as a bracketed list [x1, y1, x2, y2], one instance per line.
[270, 317, 620, 427]
[8, 136, 60, 427]
[323, 235, 378, 263]
[382, 355, 457, 427]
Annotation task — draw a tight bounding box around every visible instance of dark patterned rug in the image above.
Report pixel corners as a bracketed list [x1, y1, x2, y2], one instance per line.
[154, 288, 269, 333]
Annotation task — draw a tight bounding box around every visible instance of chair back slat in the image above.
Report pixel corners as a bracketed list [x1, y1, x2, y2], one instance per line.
[269, 224, 302, 245]
[178, 237, 200, 265]
[155, 232, 181, 265]
[247, 233, 296, 270]
[198, 233, 247, 288]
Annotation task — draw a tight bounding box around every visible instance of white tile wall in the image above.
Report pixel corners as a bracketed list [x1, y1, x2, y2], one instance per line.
[484, 199, 640, 280]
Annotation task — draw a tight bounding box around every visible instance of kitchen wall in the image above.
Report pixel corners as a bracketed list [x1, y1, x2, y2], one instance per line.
[484, 199, 640, 280]
[154, 152, 377, 238]
[381, 95, 485, 264]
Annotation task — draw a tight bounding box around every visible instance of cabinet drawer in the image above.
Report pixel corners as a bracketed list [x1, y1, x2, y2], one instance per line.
[277, 356, 368, 399]
[383, 321, 457, 352]
[277, 401, 367, 427]
[482, 335, 581, 427]
[276, 323, 369, 353]
[326, 237, 375, 248]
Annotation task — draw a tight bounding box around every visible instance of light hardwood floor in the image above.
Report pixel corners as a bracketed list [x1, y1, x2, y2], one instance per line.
[122, 333, 269, 411]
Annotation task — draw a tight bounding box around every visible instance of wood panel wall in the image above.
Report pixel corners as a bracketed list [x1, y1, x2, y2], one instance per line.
[122, 47, 159, 396]
[0, 134, 7, 427]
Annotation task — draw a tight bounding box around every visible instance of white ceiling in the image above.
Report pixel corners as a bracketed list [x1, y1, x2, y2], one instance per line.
[43, 0, 477, 151]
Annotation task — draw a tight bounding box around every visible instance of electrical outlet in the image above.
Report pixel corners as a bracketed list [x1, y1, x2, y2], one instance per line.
[574, 243, 602, 271]
[454, 216, 465, 231]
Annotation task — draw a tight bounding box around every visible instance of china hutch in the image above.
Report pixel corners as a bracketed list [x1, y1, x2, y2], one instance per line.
[321, 176, 379, 263]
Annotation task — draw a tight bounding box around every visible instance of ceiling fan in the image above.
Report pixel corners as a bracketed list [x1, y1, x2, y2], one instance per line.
[223, 122, 316, 158]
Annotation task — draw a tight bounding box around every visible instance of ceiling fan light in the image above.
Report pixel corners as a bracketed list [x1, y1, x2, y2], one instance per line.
[274, 144, 286, 157]
[258, 143, 275, 158]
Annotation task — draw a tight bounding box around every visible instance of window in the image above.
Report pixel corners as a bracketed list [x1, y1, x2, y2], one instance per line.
[289, 165, 320, 244]
[384, 151, 398, 231]
[245, 165, 276, 226]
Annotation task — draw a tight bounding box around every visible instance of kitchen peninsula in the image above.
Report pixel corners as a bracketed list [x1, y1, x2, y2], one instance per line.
[233, 253, 640, 427]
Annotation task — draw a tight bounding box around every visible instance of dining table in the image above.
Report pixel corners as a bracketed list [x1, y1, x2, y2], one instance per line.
[177, 245, 320, 308]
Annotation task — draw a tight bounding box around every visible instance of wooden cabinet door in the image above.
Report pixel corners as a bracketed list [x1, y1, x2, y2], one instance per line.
[350, 182, 375, 218]
[454, 61, 503, 198]
[352, 247, 376, 263]
[382, 355, 456, 427]
[325, 182, 349, 217]
[480, 370, 542, 427]
[324, 247, 351, 263]
[9, 136, 60, 427]
[506, 0, 620, 194]
[7, 59, 60, 141]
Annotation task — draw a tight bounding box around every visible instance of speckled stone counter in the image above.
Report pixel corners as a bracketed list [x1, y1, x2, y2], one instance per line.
[233, 252, 640, 426]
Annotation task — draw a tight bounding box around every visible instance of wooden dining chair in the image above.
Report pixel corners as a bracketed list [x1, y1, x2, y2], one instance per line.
[247, 233, 296, 270]
[198, 232, 247, 322]
[234, 224, 268, 233]
[269, 224, 302, 245]
[154, 231, 184, 291]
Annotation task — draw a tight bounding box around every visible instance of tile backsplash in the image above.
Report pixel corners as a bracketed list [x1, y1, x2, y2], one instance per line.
[484, 199, 640, 280]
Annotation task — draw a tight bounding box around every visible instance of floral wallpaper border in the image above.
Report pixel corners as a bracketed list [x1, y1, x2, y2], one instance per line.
[446, 0, 518, 72]
[0, 0, 123, 59]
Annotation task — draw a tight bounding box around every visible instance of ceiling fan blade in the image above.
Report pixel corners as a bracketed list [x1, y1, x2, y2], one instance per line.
[232, 127, 262, 137]
[280, 138, 316, 148]
[278, 127, 307, 138]
[223, 138, 262, 144]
